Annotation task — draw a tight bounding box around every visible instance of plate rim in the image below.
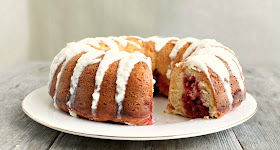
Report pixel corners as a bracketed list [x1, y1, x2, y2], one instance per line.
[22, 86, 257, 141]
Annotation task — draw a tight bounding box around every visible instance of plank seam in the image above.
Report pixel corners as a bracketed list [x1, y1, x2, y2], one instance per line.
[47, 132, 62, 150]
[232, 128, 244, 150]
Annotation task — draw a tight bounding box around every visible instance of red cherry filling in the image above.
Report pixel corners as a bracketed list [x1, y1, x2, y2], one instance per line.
[142, 114, 154, 125]
[182, 75, 209, 119]
[141, 97, 154, 125]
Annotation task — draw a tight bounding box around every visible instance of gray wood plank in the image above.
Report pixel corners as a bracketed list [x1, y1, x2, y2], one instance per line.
[2, 62, 280, 150]
[232, 66, 280, 150]
[0, 62, 60, 150]
[233, 97, 280, 150]
[49, 129, 242, 150]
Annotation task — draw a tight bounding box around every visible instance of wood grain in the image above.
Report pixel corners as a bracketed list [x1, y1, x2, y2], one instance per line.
[0, 62, 59, 150]
[0, 62, 279, 149]
[49, 130, 242, 150]
[232, 66, 280, 150]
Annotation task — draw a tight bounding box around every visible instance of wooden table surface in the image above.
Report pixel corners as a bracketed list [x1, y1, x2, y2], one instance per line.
[1, 62, 279, 150]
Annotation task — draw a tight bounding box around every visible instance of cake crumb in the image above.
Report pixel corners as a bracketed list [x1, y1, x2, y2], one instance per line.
[204, 116, 209, 120]
[16, 145, 20, 148]
[164, 104, 175, 114]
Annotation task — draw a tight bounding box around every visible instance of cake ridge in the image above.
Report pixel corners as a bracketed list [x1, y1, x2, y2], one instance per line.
[115, 51, 152, 119]
[78, 37, 119, 50]
[91, 50, 129, 113]
[166, 37, 199, 79]
[48, 42, 94, 93]
[146, 36, 179, 52]
[191, 46, 245, 95]
[50, 42, 94, 108]
[67, 50, 105, 116]
[109, 36, 142, 49]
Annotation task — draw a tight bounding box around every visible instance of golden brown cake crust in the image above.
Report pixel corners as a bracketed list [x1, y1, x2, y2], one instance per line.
[49, 36, 246, 125]
[51, 53, 153, 125]
[55, 53, 85, 113]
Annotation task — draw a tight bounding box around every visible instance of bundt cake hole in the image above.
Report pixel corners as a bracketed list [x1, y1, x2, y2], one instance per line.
[153, 69, 160, 94]
[182, 75, 209, 118]
[153, 69, 169, 96]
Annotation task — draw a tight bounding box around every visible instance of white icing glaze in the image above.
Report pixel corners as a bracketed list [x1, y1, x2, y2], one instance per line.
[169, 37, 199, 60]
[191, 47, 244, 94]
[182, 39, 232, 60]
[91, 50, 129, 113]
[166, 37, 199, 79]
[115, 52, 152, 119]
[182, 54, 233, 109]
[48, 42, 78, 92]
[146, 36, 179, 52]
[109, 36, 141, 49]
[152, 79, 156, 85]
[69, 110, 78, 117]
[109, 36, 128, 47]
[54, 100, 59, 109]
[78, 37, 119, 51]
[127, 36, 146, 41]
[52, 71, 62, 107]
[126, 36, 145, 48]
[48, 50, 65, 93]
[67, 50, 105, 112]
[152, 79, 156, 92]
[231, 58, 245, 83]
[124, 121, 137, 126]
[50, 42, 95, 107]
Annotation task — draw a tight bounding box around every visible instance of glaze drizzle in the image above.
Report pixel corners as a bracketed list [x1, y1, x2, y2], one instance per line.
[67, 50, 105, 116]
[49, 36, 245, 121]
[115, 51, 151, 119]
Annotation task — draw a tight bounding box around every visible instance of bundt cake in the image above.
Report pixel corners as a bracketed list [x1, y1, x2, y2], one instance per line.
[48, 36, 246, 125]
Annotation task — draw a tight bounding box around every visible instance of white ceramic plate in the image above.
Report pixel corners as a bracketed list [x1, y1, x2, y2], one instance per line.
[22, 86, 257, 141]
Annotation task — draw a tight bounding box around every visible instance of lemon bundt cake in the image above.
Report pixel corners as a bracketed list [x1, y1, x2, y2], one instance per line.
[48, 36, 246, 125]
